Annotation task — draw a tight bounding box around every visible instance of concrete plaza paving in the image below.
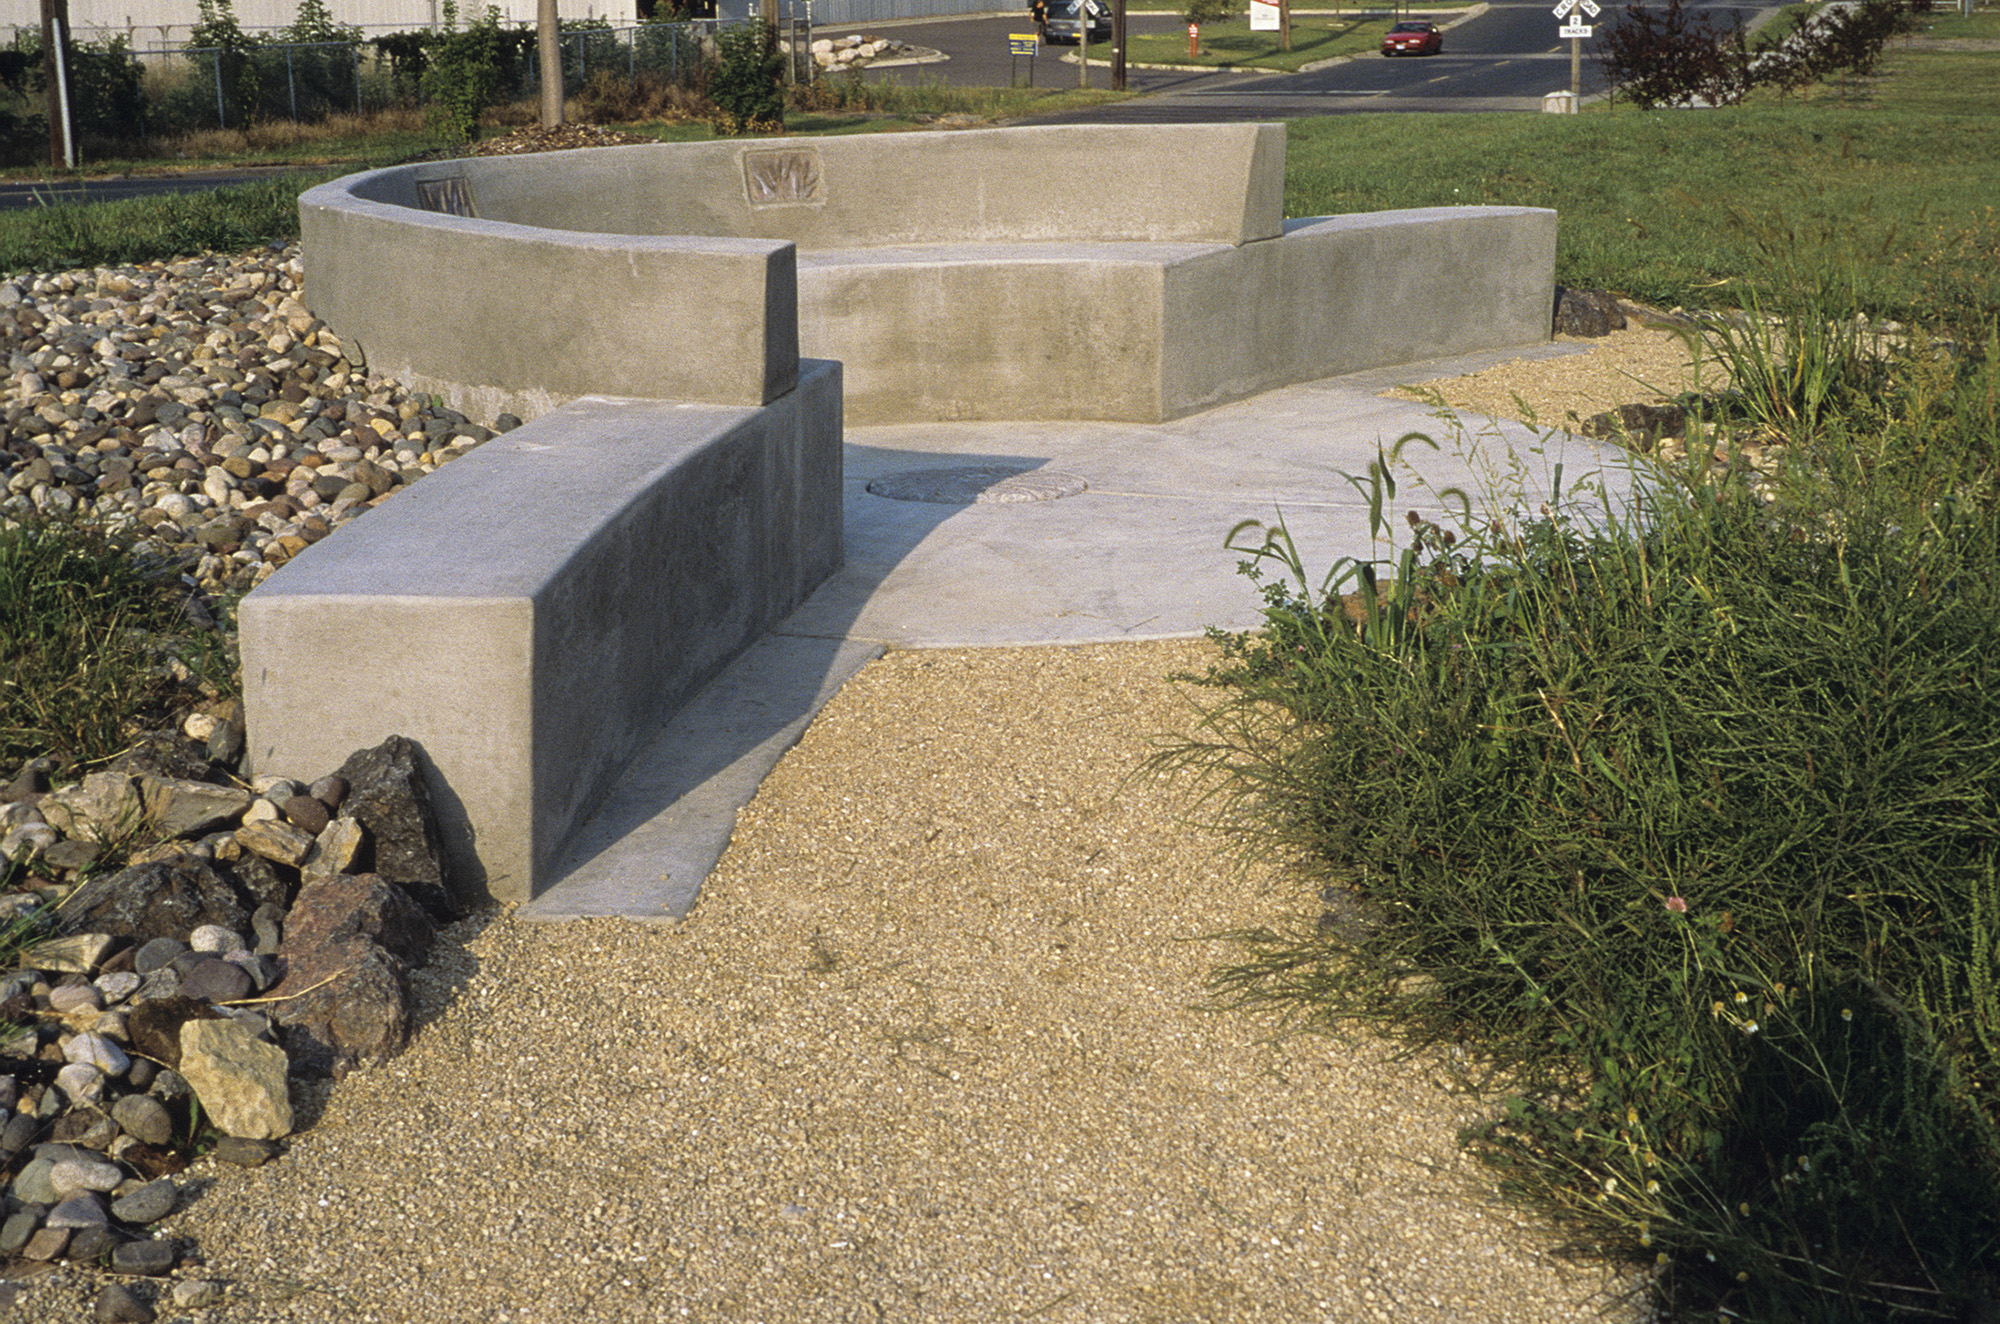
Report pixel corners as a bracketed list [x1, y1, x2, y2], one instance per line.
[522, 339, 1642, 922]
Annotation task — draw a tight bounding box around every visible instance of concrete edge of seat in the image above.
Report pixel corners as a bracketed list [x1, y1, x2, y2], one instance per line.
[240, 362, 845, 907]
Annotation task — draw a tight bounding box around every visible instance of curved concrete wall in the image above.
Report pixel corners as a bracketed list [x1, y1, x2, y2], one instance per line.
[301, 123, 1554, 425]
[359, 124, 1286, 249]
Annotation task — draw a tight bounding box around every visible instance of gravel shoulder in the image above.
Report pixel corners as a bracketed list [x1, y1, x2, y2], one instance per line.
[11, 330, 1689, 1322]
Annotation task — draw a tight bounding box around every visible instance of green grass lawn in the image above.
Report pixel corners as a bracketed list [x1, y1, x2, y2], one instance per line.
[1281, 28, 2000, 317]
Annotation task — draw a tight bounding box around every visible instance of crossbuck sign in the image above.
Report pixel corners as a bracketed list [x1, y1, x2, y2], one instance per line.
[1552, 0, 1599, 37]
[1553, 0, 1599, 94]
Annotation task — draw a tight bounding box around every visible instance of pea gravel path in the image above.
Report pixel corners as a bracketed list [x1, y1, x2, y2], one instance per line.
[20, 640, 1646, 1323]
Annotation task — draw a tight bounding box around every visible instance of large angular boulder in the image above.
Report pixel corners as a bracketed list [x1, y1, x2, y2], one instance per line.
[178, 1018, 292, 1139]
[1553, 286, 1628, 338]
[135, 775, 252, 840]
[266, 872, 435, 1078]
[334, 737, 458, 920]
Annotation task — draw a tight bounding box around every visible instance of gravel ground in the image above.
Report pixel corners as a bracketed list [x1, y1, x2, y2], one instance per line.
[8, 643, 1651, 1324]
[1386, 323, 1723, 430]
[7, 329, 1699, 1323]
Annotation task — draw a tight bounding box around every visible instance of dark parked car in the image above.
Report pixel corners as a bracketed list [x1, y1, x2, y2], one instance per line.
[1045, 0, 1113, 44]
[1382, 19, 1443, 55]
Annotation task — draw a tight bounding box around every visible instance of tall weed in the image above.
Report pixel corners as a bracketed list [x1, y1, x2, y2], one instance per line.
[1162, 311, 2000, 1318]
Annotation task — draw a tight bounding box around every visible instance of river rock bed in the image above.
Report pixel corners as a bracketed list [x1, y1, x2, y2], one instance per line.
[0, 729, 459, 1313]
[0, 244, 485, 1315]
[0, 242, 510, 602]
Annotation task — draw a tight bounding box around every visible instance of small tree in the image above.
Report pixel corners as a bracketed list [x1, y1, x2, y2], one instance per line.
[186, 0, 262, 129]
[421, 5, 506, 143]
[285, 0, 365, 119]
[709, 20, 784, 133]
[1183, 0, 1238, 25]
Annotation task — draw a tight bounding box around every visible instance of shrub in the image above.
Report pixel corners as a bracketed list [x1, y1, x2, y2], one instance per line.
[709, 19, 784, 133]
[421, 5, 507, 142]
[1599, 0, 1753, 107]
[1604, 0, 1928, 108]
[1163, 249, 2000, 1317]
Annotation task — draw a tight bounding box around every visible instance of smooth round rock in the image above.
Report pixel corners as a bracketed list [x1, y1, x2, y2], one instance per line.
[112, 1094, 176, 1148]
[55, 1061, 106, 1105]
[110, 1178, 177, 1225]
[179, 957, 253, 1004]
[95, 970, 143, 1003]
[22, 1224, 70, 1260]
[68, 1222, 123, 1262]
[94, 1281, 156, 1323]
[48, 982, 104, 1014]
[171, 1279, 224, 1309]
[281, 793, 330, 835]
[0, 1208, 40, 1255]
[0, 1111, 40, 1158]
[111, 1236, 178, 1276]
[132, 938, 187, 976]
[188, 924, 244, 955]
[64, 1031, 131, 1076]
[46, 1190, 110, 1226]
[9, 1156, 57, 1204]
[211, 1135, 281, 1167]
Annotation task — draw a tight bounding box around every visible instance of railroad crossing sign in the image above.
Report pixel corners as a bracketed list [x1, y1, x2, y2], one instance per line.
[1553, 0, 1599, 96]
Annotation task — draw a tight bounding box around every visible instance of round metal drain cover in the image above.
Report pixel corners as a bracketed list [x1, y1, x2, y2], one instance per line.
[866, 466, 1088, 505]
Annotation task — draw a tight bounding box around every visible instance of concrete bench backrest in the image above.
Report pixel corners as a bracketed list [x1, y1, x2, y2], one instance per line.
[370, 122, 1287, 250]
[298, 181, 799, 419]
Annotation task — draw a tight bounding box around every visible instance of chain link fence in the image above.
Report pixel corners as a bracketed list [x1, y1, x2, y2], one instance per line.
[131, 17, 813, 133]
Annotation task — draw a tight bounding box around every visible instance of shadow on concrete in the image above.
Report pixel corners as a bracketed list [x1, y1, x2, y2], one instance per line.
[523, 439, 1057, 922]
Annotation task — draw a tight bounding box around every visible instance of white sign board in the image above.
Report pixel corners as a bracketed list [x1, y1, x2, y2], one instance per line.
[1249, 0, 1281, 30]
[1559, 20, 1592, 37]
[1552, 0, 1577, 16]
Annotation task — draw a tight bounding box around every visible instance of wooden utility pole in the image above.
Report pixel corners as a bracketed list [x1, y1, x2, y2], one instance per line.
[538, 0, 562, 127]
[1112, 0, 1126, 89]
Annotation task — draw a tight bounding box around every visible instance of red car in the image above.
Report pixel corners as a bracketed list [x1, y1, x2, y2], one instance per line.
[1382, 20, 1443, 55]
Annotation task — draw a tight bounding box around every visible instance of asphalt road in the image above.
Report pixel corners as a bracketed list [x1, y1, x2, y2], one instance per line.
[825, 1, 1769, 118]
[0, 2, 1768, 205]
[0, 167, 296, 212]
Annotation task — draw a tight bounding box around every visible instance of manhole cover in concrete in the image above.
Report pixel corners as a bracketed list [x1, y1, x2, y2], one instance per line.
[866, 467, 1088, 505]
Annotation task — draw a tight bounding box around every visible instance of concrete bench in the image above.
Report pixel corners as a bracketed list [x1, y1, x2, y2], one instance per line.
[241, 374, 842, 906]
[299, 124, 1555, 425]
[255, 122, 1558, 909]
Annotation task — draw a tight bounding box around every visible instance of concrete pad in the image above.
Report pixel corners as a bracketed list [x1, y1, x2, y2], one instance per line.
[526, 348, 1644, 921]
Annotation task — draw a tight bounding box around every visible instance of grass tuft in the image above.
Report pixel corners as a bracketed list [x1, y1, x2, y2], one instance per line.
[0, 517, 237, 777]
[1158, 224, 2000, 1318]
